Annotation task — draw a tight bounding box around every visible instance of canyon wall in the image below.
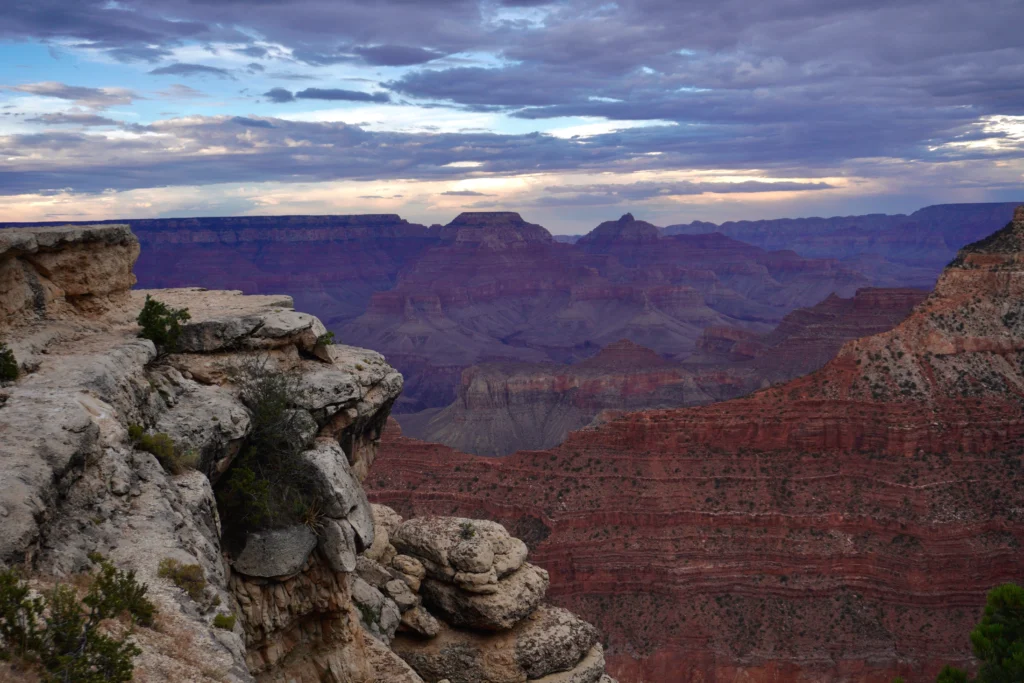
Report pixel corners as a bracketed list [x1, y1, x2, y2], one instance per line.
[366, 207, 1024, 682]
[401, 288, 926, 456]
[0, 223, 616, 683]
[665, 201, 1022, 288]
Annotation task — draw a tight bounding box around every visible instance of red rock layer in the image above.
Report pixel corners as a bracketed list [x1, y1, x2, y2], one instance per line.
[366, 210, 1024, 682]
[397, 340, 712, 456]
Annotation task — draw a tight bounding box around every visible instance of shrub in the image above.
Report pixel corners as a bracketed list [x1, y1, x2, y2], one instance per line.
[315, 331, 336, 346]
[0, 343, 17, 382]
[215, 356, 321, 537]
[0, 558, 154, 683]
[459, 521, 476, 540]
[137, 295, 190, 353]
[157, 559, 206, 602]
[211, 613, 236, 631]
[131, 429, 198, 475]
[936, 582, 1024, 682]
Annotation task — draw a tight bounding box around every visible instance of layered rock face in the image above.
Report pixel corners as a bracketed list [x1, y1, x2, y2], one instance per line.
[342, 212, 867, 411]
[367, 208, 1024, 682]
[398, 288, 925, 456]
[398, 340, 712, 456]
[688, 286, 929, 400]
[0, 222, 615, 683]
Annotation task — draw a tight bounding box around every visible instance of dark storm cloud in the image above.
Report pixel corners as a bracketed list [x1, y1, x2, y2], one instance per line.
[149, 63, 235, 79]
[353, 45, 446, 66]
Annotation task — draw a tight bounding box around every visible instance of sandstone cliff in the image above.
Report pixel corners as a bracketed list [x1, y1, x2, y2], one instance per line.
[0, 223, 616, 683]
[367, 207, 1024, 682]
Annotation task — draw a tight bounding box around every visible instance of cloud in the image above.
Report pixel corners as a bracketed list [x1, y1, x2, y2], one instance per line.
[157, 84, 208, 99]
[149, 63, 235, 79]
[263, 87, 296, 103]
[24, 112, 122, 127]
[353, 45, 446, 66]
[441, 190, 495, 196]
[230, 116, 275, 128]
[7, 82, 138, 110]
[532, 179, 835, 206]
[264, 87, 390, 103]
[295, 88, 391, 103]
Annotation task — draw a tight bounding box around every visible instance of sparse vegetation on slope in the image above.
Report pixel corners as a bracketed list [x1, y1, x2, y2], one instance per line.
[0, 556, 155, 683]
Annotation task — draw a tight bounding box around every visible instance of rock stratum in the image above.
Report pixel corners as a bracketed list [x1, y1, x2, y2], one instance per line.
[366, 206, 1024, 682]
[399, 288, 925, 456]
[0, 223, 616, 683]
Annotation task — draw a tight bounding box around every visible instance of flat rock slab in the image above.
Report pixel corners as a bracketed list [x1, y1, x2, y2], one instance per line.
[232, 526, 317, 578]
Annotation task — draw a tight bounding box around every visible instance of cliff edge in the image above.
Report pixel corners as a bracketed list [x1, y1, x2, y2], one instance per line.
[0, 223, 615, 683]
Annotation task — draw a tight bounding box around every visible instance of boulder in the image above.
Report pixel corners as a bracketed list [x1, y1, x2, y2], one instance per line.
[231, 526, 317, 578]
[352, 576, 402, 642]
[392, 605, 599, 683]
[300, 438, 374, 547]
[420, 563, 549, 631]
[319, 518, 358, 573]
[392, 517, 528, 586]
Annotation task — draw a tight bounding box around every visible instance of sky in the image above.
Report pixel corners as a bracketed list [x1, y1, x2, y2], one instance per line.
[1, 0, 1022, 233]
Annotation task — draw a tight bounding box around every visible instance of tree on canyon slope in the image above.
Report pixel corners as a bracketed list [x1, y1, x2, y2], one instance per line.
[937, 583, 1024, 683]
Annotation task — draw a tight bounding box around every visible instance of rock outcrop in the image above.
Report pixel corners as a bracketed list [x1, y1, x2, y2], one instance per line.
[0, 222, 615, 683]
[354, 505, 616, 683]
[367, 208, 1024, 682]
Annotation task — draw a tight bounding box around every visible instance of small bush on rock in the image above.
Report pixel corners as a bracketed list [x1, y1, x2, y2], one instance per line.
[130, 428, 198, 475]
[316, 331, 335, 346]
[157, 559, 206, 602]
[215, 356, 321, 538]
[0, 343, 18, 382]
[0, 557, 154, 683]
[137, 295, 190, 353]
[211, 613, 236, 630]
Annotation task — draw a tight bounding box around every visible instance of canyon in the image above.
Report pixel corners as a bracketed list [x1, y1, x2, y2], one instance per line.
[4, 202, 1012, 420]
[365, 206, 1024, 681]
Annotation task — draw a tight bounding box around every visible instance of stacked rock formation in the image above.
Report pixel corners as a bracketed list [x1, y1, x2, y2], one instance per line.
[351, 506, 615, 683]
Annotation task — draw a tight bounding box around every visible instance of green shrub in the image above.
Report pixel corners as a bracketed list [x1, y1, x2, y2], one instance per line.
[211, 613, 236, 630]
[316, 331, 336, 346]
[0, 558, 154, 683]
[216, 356, 322, 537]
[157, 558, 206, 602]
[0, 343, 17, 382]
[132, 429, 198, 475]
[459, 521, 476, 540]
[137, 295, 190, 353]
[936, 582, 1024, 682]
